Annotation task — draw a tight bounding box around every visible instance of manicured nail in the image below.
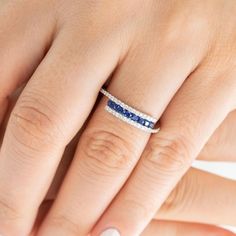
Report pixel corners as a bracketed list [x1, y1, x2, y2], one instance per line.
[100, 228, 120, 236]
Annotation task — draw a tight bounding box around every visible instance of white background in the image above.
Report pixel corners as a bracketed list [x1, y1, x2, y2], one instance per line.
[192, 160, 236, 233]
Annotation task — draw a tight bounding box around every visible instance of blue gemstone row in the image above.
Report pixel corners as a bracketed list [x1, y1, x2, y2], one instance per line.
[107, 100, 155, 129]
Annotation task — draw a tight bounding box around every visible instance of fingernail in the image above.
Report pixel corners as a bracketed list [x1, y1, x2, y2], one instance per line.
[100, 228, 120, 236]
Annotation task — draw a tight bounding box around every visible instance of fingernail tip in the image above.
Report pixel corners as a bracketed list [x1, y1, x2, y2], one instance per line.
[100, 228, 121, 236]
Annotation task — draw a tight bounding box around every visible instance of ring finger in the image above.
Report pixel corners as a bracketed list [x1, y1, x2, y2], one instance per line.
[37, 37, 201, 236]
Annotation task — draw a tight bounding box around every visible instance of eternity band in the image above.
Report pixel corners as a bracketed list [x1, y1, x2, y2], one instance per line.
[100, 88, 159, 134]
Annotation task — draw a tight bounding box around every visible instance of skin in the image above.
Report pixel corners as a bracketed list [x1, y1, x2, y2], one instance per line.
[0, 0, 236, 235]
[2, 89, 236, 236]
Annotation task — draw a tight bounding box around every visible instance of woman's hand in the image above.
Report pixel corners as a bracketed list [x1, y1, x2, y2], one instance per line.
[3, 92, 236, 236]
[38, 111, 236, 236]
[28, 110, 236, 236]
[0, 1, 236, 235]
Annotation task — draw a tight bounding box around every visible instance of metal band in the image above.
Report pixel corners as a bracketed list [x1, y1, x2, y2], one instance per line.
[100, 88, 159, 134]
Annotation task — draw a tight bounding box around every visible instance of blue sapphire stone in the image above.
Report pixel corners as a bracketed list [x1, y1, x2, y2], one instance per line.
[131, 114, 139, 121]
[138, 117, 145, 125]
[129, 113, 134, 118]
[123, 109, 131, 118]
[107, 100, 112, 106]
[116, 105, 123, 113]
[108, 100, 116, 109]
[107, 100, 155, 129]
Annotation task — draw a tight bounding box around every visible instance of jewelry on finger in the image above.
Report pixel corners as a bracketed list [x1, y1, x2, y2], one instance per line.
[100, 88, 160, 134]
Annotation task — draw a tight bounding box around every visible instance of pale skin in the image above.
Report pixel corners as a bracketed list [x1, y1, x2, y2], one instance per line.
[0, 0, 236, 235]
[2, 92, 236, 236]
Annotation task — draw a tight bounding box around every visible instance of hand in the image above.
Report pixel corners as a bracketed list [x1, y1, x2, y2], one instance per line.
[0, 1, 236, 235]
[4, 92, 236, 236]
[32, 111, 236, 236]
[40, 111, 236, 236]
[38, 110, 236, 236]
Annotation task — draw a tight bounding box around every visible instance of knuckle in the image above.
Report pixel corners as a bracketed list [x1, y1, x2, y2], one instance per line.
[161, 170, 198, 214]
[47, 215, 79, 235]
[144, 135, 193, 173]
[122, 198, 151, 220]
[9, 95, 64, 150]
[0, 196, 27, 235]
[161, 12, 209, 48]
[183, 13, 209, 36]
[11, 105, 52, 134]
[82, 130, 133, 171]
[0, 197, 20, 221]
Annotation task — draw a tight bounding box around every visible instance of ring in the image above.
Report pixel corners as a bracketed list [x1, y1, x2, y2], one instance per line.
[100, 88, 160, 133]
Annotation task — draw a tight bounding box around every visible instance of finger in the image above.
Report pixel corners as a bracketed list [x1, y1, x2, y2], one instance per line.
[30, 200, 54, 236]
[157, 168, 236, 226]
[0, 1, 55, 123]
[92, 69, 236, 235]
[198, 110, 236, 162]
[141, 220, 236, 236]
[0, 86, 25, 146]
[0, 27, 120, 235]
[45, 130, 81, 200]
[37, 33, 200, 236]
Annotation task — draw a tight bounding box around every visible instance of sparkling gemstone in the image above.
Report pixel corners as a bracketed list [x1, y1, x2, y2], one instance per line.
[123, 109, 131, 118]
[149, 122, 155, 128]
[144, 120, 150, 127]
[108, 100, 115, 108]
[116, 105, 123, 113]
[138, 118, 145, 125]
[131, 114, 139, 121]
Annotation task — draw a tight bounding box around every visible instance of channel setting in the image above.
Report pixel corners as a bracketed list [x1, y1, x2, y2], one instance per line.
[100, 88, 159, 134]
